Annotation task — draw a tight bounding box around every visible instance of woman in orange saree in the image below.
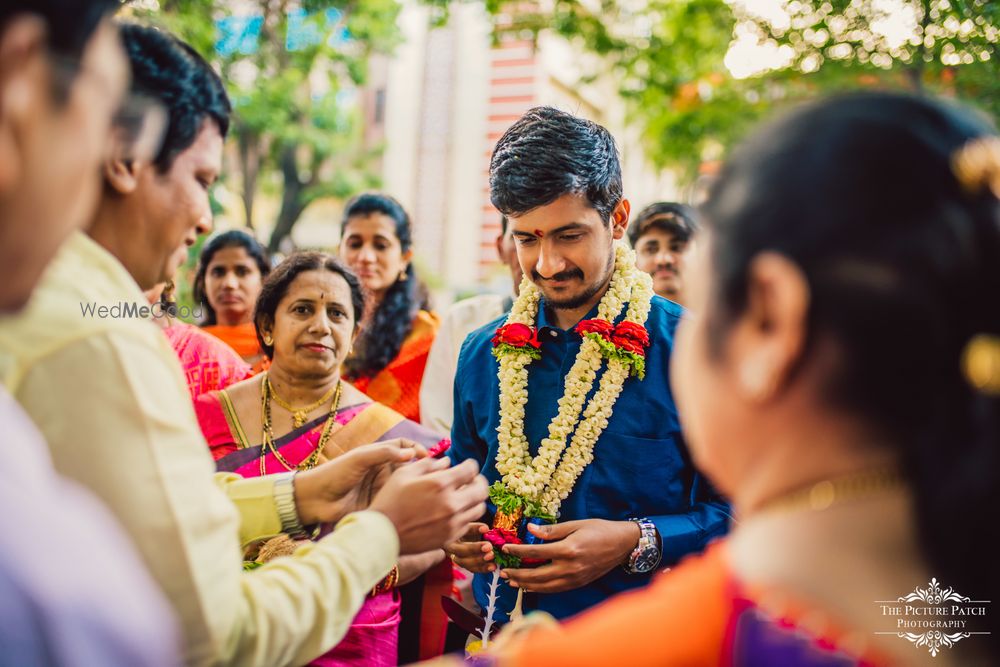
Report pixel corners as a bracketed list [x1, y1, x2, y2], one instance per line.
[194, 229, 271, 373]
[339, 193, 451, 660]
[339, 193, 438, 423]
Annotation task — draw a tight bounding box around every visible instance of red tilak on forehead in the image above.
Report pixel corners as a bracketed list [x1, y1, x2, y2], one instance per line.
[534, 229, 545, 238]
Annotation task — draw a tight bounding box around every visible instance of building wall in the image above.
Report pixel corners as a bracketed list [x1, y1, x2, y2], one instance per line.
[381, 1, 679, 305]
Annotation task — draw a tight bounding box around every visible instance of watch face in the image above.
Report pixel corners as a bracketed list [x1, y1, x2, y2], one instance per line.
[633, 548, 659, 573]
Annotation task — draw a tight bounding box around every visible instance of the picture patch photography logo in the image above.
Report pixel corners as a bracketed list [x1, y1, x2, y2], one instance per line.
[876, 578, 990, 657]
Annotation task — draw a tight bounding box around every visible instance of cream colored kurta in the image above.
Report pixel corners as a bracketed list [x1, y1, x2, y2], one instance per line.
[0, 232, 399, 667]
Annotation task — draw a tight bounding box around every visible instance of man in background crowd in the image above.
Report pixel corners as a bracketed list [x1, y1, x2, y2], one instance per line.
[627, 202, 698, 307]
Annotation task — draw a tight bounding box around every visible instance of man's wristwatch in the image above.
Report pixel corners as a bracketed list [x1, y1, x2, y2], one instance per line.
[624, 518, 662, 574]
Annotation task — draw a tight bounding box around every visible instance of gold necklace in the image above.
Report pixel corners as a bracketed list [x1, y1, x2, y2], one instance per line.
[265, 372, 339, 428]
[755, 468, 905, 516]
[260, 377, 343, 475]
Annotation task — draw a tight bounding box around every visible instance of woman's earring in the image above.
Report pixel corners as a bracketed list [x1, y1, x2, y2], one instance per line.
[398, 269, 407, 282]
[263, 333, 274, 346]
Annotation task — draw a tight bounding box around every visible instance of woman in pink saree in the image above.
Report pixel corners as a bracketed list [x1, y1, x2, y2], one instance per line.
[146, 272, 251, 400]
[194, 252, 447, 666]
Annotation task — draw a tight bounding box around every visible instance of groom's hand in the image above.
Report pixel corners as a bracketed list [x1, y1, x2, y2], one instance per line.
[444, 522, 495, 573]
[498, 519, 640, 593]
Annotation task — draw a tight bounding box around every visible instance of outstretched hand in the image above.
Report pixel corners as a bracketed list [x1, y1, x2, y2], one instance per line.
[370, 457, 489, 554]
[293, 438, 427, 525]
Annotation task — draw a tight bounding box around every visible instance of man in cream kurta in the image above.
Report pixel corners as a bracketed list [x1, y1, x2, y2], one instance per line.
[0, 4, 179, 664]
[0, 230, 400, 667]
[0, 21, 488, 667]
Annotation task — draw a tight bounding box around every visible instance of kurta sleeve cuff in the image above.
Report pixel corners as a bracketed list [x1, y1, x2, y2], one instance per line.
[216, 473, 283, 545]
[307, 510, 400, 587]
[649, 514, 708, 566]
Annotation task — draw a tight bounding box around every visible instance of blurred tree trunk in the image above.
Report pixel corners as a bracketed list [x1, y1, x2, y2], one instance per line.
[268, 145, 310, 253]
[237, 126, 261, 229]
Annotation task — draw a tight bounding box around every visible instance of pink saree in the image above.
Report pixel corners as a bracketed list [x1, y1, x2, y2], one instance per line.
[194, 391, 450, 666]
[162, 323, 251, 400]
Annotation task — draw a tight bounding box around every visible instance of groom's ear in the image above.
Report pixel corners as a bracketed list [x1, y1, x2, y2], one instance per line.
[611, 199, 630, 239]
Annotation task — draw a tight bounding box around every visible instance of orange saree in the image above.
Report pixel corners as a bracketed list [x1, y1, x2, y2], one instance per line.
[350, 310, 439, 423]
[495, 543, 893, 667]
[202, 321, 269, 374]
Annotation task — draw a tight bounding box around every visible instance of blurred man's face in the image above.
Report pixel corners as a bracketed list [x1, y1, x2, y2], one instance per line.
[495, 224, 523, 296]
[0, 19, 128, 311]
[634, 226, 694, 306]
[123, 119, 220, 290]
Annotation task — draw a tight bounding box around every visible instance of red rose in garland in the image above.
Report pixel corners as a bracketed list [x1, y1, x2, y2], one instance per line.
[573, 318, 651, 378]
[574, 318, 614, 339]
[492, 323, 541, 349]
[482, 528, 546, 568]
[611, 321, 650, 356]
[483, 527, 519, 550]
[491, 323, 543, 362]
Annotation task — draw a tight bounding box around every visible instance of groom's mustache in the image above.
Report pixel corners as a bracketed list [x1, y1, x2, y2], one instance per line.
[532, 268, 584, 283]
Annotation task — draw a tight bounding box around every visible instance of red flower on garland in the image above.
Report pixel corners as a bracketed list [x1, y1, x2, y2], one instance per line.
[483, 527, 519, 549]
[611, 321, 650, 356]
[492, 323, 541, 350]
[427, 439, 451, 458]
[574, 318, 614, 339]
[482, 528, 547, 567]
[577, 319, 650, 357]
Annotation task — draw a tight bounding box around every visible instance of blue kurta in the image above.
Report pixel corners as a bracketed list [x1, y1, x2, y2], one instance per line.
[450, 295, 731, 622]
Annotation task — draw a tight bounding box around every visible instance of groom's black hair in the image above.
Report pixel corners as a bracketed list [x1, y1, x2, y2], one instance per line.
[490, 106, 622, 223]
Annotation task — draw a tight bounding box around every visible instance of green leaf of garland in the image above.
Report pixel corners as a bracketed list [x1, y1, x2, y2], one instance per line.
[492, 549, 522, 569]
[583, 333, 647, 379]
[488, 482, 555, 521]
[491, 343, 543, 362]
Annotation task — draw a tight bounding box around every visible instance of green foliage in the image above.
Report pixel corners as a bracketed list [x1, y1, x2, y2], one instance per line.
[488, 0, 998, 179]
[491, 343, 543, 362]
[585, 333, 646, 379]
[135, 0, 403, 247]
[492, 548, 522, 569]
[488, 481, 554, 521]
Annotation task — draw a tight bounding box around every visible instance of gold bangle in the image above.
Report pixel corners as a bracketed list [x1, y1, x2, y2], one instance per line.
[372, 565, 399, 596]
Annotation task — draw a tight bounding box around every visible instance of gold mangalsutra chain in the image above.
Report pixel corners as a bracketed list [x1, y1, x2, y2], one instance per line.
[266, 372, 340, 428]
[755, 468, 904, 516]
[260, 378, 343, 476]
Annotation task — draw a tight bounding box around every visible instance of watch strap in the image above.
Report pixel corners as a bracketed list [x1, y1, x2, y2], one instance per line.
[273, 472, 309, 539]
[625, 517, 662, 574]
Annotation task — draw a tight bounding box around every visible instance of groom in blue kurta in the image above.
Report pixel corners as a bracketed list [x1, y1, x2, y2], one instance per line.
[451, 294, 730, 622]
[447, 107, 730, 624]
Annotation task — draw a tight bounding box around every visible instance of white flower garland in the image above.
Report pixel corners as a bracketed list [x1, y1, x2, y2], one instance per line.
[494, 242, 655, 517]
